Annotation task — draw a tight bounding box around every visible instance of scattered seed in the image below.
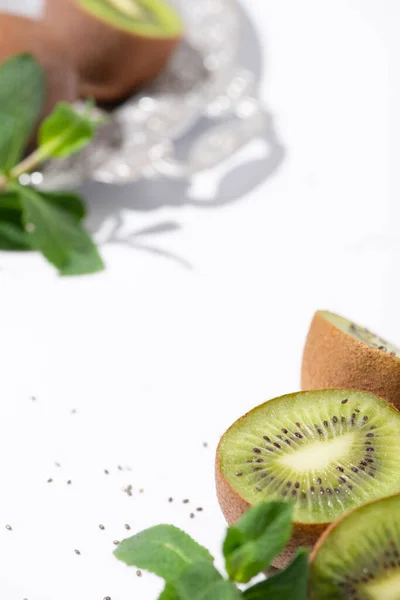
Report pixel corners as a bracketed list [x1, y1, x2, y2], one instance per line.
[47, 478, 53, 483]
[113, 540, 120, 546]
[123, 485, 133, 497]
[168, 497, 173, 503]
[136, 570, 142, 577]
[74, 549, 81, 555]
[196, 507, 203, 512]
[55, 462, 61, 467]
[183, 499, 189, 504]
[203, 442, 208, 448]
[125, 524, 131, 530]
[117, 465, 123, 471]
[99, 525, 105, 530]
[190, 513, 195, 518]
[104, 597, 111, 600]
[71, 409, 77, 414]
[5, 525, 12, 531]
[104, 470, 109, 475]
[67, 480, 72, 485]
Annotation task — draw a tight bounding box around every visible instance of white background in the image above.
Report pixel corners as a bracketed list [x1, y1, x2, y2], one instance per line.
[0, 1, 398, 599]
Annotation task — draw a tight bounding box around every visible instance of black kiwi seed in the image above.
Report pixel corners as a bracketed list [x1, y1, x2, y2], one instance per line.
[281, 428, 288, 434]
[334, 488, 340, 494]
[295, 432, 303, 438]
[316, 477, 322, 484]
[296, 422, 301, 427]
[355, 408, 360, 413]
[320, 488, 325, 495]
[253, 448, 261, 453]
[326, 488, 332, 494]
[256, 458, 264, 463]
[263, 436, 271, 442]
[338, 477, 346, 483]
[363, 416, 369, 421]
[332, 416, 338, 423]
[317, 428, 323, 435]
[295, 482, 300, 488]
[253, 467, 262, 472]
[341, 416, 346, 424]
[274, 443, 281, 449]
[255, 485, 262, 491]
[366, 433, 375, 438]
[336, 466, 344, 472]
[351, 467, 358, 473]
[286, 481, 292, 487]
[281, 490, 288, 497]
[323, 420, 329, 427]
[341, 398, 348, 404]
[310, 486, 315, 493]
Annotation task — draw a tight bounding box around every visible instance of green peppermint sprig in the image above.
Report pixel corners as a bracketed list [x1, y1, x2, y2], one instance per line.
[114, 501, 309, 600]
[0, 54, 104, 276]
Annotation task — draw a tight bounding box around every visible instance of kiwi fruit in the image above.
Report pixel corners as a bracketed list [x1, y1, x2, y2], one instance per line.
[302, 310, 400, 408]
[216, 389, 400, 568]
[0, 14, 78, 122]
[310, 495, 400, 599]
[44, 0, 183, 102]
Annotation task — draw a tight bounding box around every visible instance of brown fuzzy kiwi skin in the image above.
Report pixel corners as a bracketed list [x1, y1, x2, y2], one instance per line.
[44, 0, 182, 102]
[215, 398, 331, 569]
[301, 311, 400, 408]
[0, 14, 78, 121]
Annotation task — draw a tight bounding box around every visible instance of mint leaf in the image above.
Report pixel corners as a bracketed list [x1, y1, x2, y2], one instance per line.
[223, 502, 293, 583]
[38, 102, 95, 159]
[0, 191, 21, 211]
[15, 184, 104, 276]
[243, 549, 309, 600]
[41, 191, 86, 221]
[158, 583, 179, 600]
[0, 221, 29, 250]
[0, 54, 44, 171]
[175, 561, 222, 599]
[194, 581, 243, 600]
[114, 525, 213, 581]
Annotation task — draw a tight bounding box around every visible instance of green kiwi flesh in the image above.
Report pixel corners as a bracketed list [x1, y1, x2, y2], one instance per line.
[322, 310, 400, 358]
[77, 0, 183, 38]
[218, 390, 400, 525]
[310, 495, 400, 600]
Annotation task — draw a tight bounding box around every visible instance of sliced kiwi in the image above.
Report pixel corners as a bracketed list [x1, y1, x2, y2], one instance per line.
[310, 495, 400, 600]
[216, 390, 400, 567]
[78, 0, 182, 38]
[44, 0, 183, 101]
[302, 311, 400, 408]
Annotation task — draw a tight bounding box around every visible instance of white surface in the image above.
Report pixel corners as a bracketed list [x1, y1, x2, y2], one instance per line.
[0, 1, 398, 599]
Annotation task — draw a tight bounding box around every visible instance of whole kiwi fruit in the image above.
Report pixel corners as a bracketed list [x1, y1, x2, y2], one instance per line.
[0, 14, 78, 122]
[216, 389, 400, 568]
[44, 0, 183, 102]
[302, 310, 400, 408]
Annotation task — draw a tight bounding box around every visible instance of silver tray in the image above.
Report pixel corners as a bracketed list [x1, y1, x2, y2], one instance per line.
[31, 0, 270, 189]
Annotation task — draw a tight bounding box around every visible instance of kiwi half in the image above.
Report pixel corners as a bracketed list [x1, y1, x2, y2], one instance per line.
[302, 311, 400, 408]
[0, 14, 78, 122]
[216, 390, 400, 568]
[310, 495, 400, 600]
[44, 0, 183, 101]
